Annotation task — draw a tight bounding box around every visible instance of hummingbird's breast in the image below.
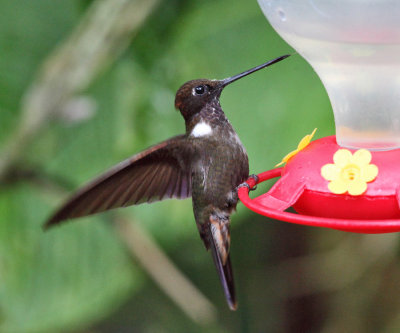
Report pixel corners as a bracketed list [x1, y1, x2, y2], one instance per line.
[187, 102, 249, 217]
[190, 122, 249, 213]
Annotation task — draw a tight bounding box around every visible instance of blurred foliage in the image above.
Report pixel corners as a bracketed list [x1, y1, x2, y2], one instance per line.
[2, 0, 399, 333]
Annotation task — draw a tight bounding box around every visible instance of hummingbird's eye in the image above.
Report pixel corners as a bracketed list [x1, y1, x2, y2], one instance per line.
[194, 85, 206, 95]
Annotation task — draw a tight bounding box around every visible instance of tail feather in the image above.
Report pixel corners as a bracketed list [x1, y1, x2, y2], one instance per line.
[209, 234, 237, 310]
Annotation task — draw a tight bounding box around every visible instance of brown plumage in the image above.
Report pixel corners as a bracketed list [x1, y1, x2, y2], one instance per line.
[45, 136, 194, 226]
[44, 55, 290, 310]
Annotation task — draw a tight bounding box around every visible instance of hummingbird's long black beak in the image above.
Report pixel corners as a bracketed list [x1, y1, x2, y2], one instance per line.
[221, 54, 290, 87]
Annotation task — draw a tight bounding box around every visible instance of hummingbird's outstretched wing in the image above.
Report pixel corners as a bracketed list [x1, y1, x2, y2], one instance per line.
[45, 135, 193, 229]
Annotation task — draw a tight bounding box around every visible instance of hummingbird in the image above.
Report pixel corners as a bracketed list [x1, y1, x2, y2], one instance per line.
[44, 54, 290, 310]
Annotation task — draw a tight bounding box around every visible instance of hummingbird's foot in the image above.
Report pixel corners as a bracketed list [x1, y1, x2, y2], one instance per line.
[248, 174, 259, 184]
[237, 182, 250, 191]
[237, 174, 259, 192]
[248, 174, 259, 191]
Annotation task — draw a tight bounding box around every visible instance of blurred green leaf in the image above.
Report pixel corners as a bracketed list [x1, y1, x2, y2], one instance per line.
[0, 0, 78, 143]
[0, 184, 137, 332]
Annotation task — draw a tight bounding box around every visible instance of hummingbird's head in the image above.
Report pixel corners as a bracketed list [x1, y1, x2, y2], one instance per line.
[175, 54, 291, 121]
[175, 79, 223, 121]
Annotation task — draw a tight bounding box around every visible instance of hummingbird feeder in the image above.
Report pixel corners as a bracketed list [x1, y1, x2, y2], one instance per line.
[238, 0, 400, 233]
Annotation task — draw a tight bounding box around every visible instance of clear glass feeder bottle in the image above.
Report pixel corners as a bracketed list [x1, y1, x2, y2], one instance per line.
[259, 0, 400, 150]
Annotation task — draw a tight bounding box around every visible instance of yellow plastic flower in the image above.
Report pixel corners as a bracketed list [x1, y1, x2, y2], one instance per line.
[321, 149, 378, 196]
[276, 128, 317, 167]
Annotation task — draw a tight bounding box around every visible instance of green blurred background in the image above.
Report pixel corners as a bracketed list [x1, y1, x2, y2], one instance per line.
[1, 0, 400, 332]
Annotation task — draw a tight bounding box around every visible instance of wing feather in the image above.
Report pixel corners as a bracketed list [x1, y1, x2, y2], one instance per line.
[45, 135, 194, 228]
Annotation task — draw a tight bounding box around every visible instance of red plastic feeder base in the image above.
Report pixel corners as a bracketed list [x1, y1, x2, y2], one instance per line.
[238, 136, 400, 233]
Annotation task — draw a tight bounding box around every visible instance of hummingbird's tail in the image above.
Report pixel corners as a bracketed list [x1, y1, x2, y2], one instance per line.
[209, 235, 236, 310]
[207, 214, 236, 310]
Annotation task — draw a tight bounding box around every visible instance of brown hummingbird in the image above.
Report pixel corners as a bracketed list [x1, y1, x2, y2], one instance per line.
[44, 54, 290, 310]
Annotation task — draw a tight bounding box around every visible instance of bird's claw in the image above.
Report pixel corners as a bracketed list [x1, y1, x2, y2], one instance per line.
[237, 182, 250, 191]
[248, 174, 259, 184]
[248, 174, 259, 191]
[237, 174, 259, 192]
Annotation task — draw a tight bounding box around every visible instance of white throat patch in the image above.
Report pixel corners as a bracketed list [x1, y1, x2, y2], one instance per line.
[190, 122, 213, 137]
